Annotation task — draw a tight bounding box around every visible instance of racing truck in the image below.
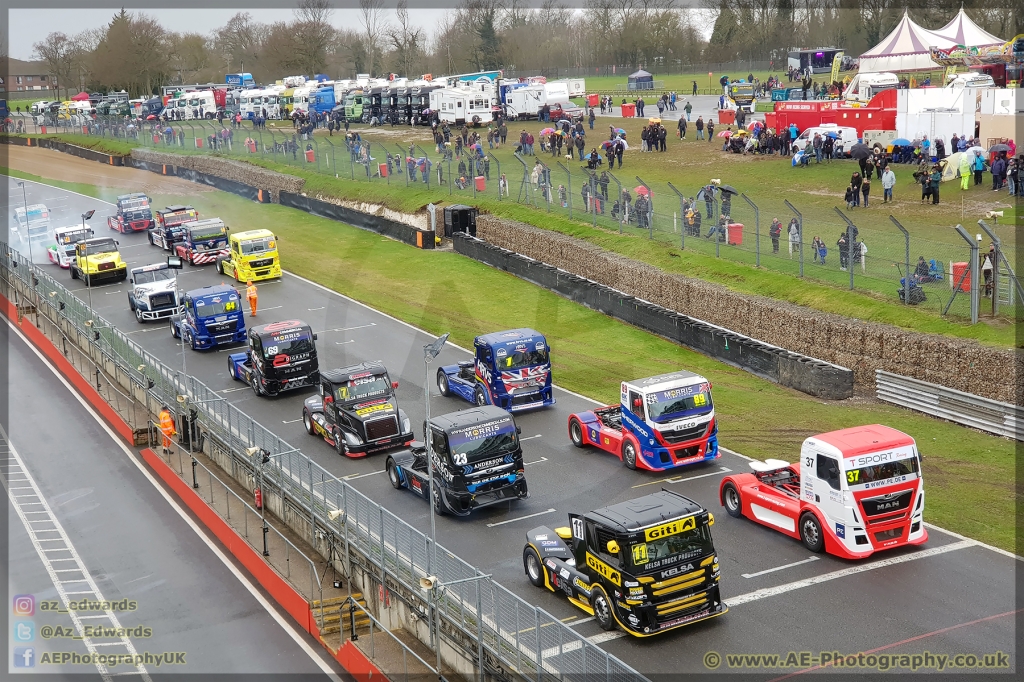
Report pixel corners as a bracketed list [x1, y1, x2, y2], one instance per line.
[173, 218, 229, 266]
[385, 405, 529, 516]
[47, 225, 94, 268]
[127, 262, 181, 322]
[149, 205, 199, 251]
[217, 228, 282, 282]
[228, 320, 321, 396]
[719, 424, 927, 560]
[12, 203, 51, 251]
[523, 489, 726, 637]
[107, 192, 154, 233]
[169, 284, 247, 350]
[568, 370, 718, 471]
[436, 329, 555, 412]
[302, 362, 414, 457]
[69, 237, 128, 284]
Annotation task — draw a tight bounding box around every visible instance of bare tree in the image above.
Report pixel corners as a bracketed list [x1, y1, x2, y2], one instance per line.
[169, 32, 213, 85]
[359, 0, 388, 75]
[216, 12, 266, 76]
[32, 33, 78, 99]
[293, 0, 336, 75]
[387, 0, 423, 78]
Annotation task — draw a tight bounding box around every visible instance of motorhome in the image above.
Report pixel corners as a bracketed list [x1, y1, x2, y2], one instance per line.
[504, 82, 571, 120]
[429, 87, 496, 125]
[843, 72, 899, 103]
[552, 78, 586, 98]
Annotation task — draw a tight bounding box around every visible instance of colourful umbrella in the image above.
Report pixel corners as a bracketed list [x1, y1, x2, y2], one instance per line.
[601, 140, 615, 150]
[471, 143, 482, 151]
[746, 121, 760, 131]
[634, 186, 651, 196]
[717, 130, 732, 138]
[540, 127, 555, 135]
[615, 128, 626, 135]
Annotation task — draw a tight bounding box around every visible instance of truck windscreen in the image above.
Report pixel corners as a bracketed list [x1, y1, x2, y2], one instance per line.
[336, 374, 390, 402]
[262, 333, 313, 358]
[497, 347, 549, 370]
[57, 229, 91, 245]
[194, 297, 239, 316]
[240, 238, 273, 255]
[646, 384, 712, 423]
[845, 454, 919, 488]
[448, 418, 518, 463]
[133, 268, 175, 285]
[189, 227, 226, 241]
[628, 523, 713, 572]
[81, 240, 118, 256]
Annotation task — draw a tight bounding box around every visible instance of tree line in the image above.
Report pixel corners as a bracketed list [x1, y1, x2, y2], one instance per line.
[30, 0, 1018, 100]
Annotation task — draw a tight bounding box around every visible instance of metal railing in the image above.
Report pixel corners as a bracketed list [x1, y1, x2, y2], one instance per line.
[344, 597, 440, 681]
[875, 370, 1024, 441]
[0, 242, 647, 682]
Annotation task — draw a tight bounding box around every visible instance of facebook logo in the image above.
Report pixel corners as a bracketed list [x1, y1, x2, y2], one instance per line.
[13, 620, 34, 642]
[13, 646, 35, 668]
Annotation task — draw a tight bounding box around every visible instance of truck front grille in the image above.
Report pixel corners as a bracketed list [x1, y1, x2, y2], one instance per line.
[250, 257, 274, 268]
[661, 424, 707, 444]
[149, 293, 175, 309]
[365, 416, 400, 441]
[98, 262, 115, 271]
[206, 320, 237, 335]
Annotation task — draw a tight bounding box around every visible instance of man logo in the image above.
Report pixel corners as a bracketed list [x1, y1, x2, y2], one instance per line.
[645, 516, 696, 541]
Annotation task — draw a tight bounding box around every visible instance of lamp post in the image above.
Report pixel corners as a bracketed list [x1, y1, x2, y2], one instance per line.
[79, 209, 96, 320]
[420, 573, 491, 681]
[247, 446, 299, 556]
[166, 254, 185, 381]
[16, 182, 35, 270]
[422, 331, 449, 673]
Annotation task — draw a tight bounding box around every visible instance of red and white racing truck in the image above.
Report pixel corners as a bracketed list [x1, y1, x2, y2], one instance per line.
[719, 424, 926, 559]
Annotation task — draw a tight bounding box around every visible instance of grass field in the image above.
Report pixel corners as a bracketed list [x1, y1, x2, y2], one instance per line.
[8, 125, 1018, 349]
[11, 161, 1014, 551]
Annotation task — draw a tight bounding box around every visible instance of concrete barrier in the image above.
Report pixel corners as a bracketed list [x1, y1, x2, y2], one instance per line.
[279, 191, 435, 249]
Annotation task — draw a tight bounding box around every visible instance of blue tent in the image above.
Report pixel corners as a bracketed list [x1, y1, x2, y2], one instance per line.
[628, 70, 654, 91]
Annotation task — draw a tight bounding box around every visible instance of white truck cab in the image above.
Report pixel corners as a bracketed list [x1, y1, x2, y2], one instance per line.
[47, 225, 94, 268]
[945, 73, 995, 89]
[842, 72, 899, 103]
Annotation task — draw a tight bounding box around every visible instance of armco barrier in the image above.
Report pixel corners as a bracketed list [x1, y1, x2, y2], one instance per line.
[280, 190, 434, 250]
[454, 233, 854, 400]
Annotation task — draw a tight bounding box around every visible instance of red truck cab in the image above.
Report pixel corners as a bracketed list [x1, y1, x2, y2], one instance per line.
[719, 424, 926, 559]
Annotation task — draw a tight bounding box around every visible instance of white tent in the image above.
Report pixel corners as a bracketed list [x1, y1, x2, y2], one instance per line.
[859, 11, 955, 73]
[932, 7, 1004, 47]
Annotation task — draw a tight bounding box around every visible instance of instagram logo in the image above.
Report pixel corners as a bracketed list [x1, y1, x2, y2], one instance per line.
[13, 595, 35, 616]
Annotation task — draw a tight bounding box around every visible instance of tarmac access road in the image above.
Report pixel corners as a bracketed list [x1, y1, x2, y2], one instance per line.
[3, 310, 345, 679]
[8, 176, 1018, 679]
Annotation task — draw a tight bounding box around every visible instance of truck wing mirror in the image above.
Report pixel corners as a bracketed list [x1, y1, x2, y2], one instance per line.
[708, 512, 715, 526]
[554, 527, 572, 540]
[312, 333, 317, 340]
[516, 425, 522, 435]
[391, 381, 399, 390]
[606, 540, 620, 555]
[129, 277, 134, 284]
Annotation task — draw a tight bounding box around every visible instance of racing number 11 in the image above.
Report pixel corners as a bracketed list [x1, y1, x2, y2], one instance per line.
[571, 518, 584, 540]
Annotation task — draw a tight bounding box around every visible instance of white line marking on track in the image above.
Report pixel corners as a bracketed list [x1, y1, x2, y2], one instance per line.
[257, 305, 282, 312]
[523, 457, 548, 466]
[520, 434, 542, 441]
[632, 466, 731, 488]
[586, 631, 627, 644]
[219, 386, 249, 393]
[316, 322, 376, 334]
[307, 306, 325, 311]
[342, 470, 384, 481]
[282, 418, 303, 424]
[5, 318, 345, 681]
[727, 540, 976, 607]
[923, 522, 1024, 562]
[742, 556, 820, 579]
[567, 617, 595, 627]
[486, 508, 556, 528]
[103, 290, 122, 295]
[335, 340, 355, 345]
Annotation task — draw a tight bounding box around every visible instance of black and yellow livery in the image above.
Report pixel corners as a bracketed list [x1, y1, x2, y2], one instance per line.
[523, 489, 727, 637]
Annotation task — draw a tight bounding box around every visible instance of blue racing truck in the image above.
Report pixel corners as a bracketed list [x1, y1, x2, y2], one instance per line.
[173, 218, 229, 266]
[436, 329, 555, 412]
[169, 284, 247, 350]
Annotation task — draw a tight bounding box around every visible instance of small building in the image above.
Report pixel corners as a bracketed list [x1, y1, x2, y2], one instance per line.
[3, 58, 54, 93]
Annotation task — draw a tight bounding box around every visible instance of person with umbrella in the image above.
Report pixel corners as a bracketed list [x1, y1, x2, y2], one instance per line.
[850, 142, 871, 175]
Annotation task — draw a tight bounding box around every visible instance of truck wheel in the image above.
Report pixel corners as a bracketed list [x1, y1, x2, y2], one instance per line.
[621, 440, 638, 470]
[170, 320, 180, 339]
[250, 375, 262, 396]
[183, 328, 195, 350]
[569, 418, 586, 448]
[590, 586, 615, 631]
[334, 429, 347, 456]
[302, 409, 315, 435]
[523, 546, 544, 587]
[128, 297, 136, 311]
[436, 370, 450, 397]
[474, 386, 487, 406]
[722, 483, 742, 518]
[135, 307, 144, 323]
[386, 458, 402, 489]
[70, 265, 78, 280]
[431, 485, 447, 516]
[800, 513, 825, 553]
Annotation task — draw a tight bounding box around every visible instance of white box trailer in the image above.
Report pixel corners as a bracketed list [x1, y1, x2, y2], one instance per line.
[429, 87, 495, 125]
[552, 78, 586, 98]
[504, 82, 571, 120]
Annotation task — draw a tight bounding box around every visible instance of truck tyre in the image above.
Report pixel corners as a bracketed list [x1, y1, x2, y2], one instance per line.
[70, 265, 78, 280]
[722, 483, 742, 518]
[431, 484, 448, 516]
[334, 428, 347, 456]
[386, 458, 402, 489]
[170, 320, 180, 339]
[250, 375, 262, 396]
[302, 409, 315, 435]
[183, 328, 196, 351]
[474, 386, 487, 407]
[523, 546, 544, 587]
[590, 586, 615, 631]
[800, 513, 825, 553]
[436, 370, 450, 396]
[569, 418, 586, 448]
[621, 439, 638, 470]
[135, 307, 144, 323]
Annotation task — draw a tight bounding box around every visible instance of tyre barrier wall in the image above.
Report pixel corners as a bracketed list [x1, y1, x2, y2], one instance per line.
[279, 190, 435, 250]
[453, 233, 854, 400]
[1, 135, 124, 165]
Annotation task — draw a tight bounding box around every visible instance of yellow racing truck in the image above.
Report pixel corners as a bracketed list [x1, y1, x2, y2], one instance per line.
[70, 236, 128, 285]
[216, 228, 281, 282]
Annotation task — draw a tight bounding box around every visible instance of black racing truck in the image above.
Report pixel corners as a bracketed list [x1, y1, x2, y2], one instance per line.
[302, 362, 415, 457]
[523, 489, 726, 637]
[227, 320, 320, 396]
[385, 406, 529, 516]
[149, 205, 199, 250]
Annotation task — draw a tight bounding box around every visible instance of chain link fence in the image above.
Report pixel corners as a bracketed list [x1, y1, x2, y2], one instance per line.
[0, 240, 648, 682]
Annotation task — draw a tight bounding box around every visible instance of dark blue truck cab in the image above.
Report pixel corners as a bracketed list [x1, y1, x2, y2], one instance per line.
[169, 284, 247, 350]
[436, 328, 555, 412]
[227, 320, 320, 396]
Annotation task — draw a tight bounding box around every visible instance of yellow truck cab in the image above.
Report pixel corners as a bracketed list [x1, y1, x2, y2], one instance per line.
[70, 236, 128, 284]
[217, 228, 281, 282]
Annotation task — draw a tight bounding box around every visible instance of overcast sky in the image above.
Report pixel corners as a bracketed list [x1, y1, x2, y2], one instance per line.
[8, 7, 451, 61]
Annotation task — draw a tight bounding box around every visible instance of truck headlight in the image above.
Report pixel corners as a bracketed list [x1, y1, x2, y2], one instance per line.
[343, 432, 363, 446]
[402, 417, 411, 433]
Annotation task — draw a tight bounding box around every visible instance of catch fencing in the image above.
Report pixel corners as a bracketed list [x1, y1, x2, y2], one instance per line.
[875, 370, 1024, 441]
[0, 241, 647, 682]
[10, 115, 1017, 323]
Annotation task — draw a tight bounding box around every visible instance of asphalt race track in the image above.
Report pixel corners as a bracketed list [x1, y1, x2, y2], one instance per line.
[3, 315, 343, 678]
[7, 176, 1018, 678]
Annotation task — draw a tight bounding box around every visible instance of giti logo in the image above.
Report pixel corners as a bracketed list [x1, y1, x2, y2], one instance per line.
[585, 553, 621, 586]
[644, 516, 696, 541]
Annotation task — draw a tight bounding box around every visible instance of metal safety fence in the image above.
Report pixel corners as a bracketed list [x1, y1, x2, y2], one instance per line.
[0, 241, 647, 682]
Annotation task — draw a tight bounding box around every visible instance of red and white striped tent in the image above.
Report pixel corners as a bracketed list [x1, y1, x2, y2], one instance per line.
[858, 12, 955, 73]
[932, 7, 1004, 47]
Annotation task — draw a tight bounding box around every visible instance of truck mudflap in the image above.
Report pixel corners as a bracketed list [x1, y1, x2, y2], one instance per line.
[441, 477, 528, 516]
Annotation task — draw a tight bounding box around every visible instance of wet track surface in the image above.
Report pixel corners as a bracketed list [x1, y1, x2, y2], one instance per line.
[6, 177, 1018, 678]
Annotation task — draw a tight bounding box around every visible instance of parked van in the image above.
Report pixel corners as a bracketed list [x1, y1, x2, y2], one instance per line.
[794, 124, 860, 155]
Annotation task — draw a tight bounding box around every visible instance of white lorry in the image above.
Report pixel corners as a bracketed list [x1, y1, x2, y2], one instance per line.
[47, 225, 94, 268]
[12, 204, 52, 251]
[842, 72, 899, 103]
[429, 87, 496, 126]
[504, 82, 572, 120]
